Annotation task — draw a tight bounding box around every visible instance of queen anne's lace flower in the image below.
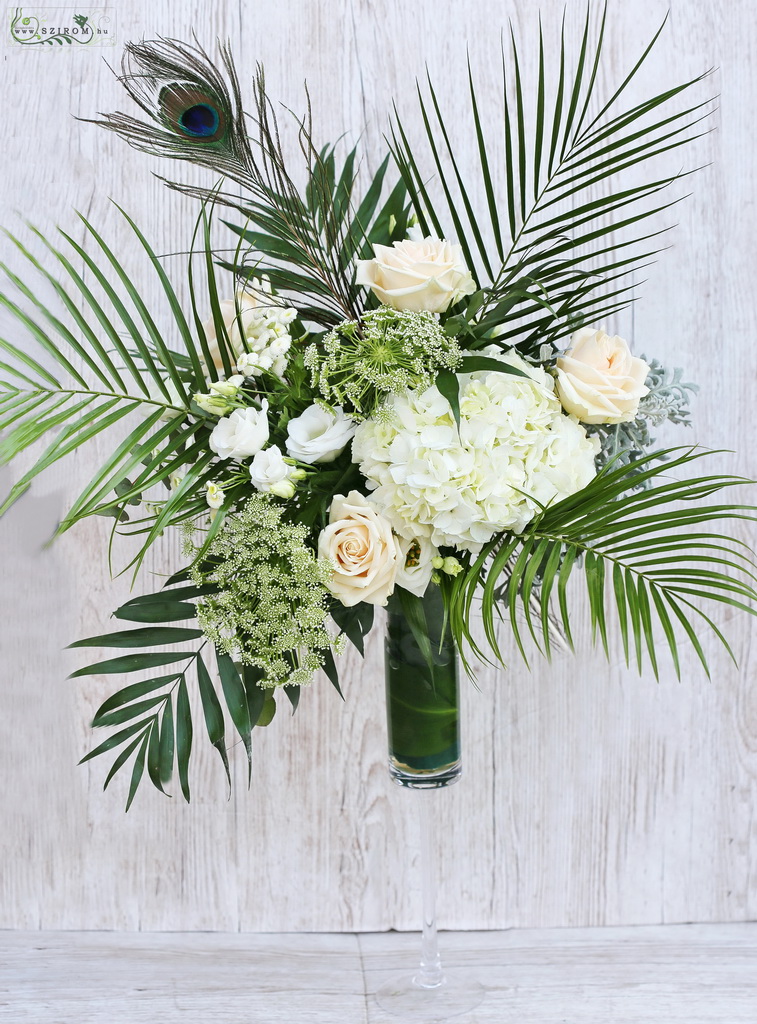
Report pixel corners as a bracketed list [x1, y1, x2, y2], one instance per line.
[352, 351, 599, 552]
[191, 497, 341, 688]
[304, 306, 461, 418]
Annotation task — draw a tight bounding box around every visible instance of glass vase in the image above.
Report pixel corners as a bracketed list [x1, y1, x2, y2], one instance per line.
[376, 585, 485, 1020]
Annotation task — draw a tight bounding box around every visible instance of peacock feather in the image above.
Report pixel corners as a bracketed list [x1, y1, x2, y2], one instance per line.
[88, 37, 253, 182]
[91, 38, 405, 328]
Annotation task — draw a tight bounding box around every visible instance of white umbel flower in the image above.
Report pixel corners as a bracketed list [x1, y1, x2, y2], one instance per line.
[353, 351, 599, 552]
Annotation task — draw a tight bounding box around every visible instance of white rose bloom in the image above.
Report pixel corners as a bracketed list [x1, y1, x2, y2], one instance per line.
[555, 328, 650, 424]
[395, 535, 438, 598]
[317, 491, 401, 607]
[353, 351, 599, 552]
[286, 404, 357, 464]
[209, 401, 269, 462]
[355, 229, 476, 314]
[249, 444, 298, 498]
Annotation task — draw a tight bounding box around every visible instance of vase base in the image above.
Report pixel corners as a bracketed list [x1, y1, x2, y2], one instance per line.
[388, 757, 462, 789]
[375, 971, 485, 1021]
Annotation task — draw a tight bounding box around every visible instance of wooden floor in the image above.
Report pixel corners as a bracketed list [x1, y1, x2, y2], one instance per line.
[1, 924, 756, 1022]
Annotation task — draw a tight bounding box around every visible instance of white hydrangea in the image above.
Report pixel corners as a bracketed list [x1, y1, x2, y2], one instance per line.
[352, 350, 599, 552]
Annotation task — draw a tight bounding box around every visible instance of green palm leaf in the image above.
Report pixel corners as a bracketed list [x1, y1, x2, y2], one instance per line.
[0, 208, 234, 556]
[449, 449, 757, 679]
[389, 4, 714, 353]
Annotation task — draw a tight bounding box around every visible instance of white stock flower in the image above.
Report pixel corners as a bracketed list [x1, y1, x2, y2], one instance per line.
[286, 404, 356, 464]
[317, 491, 401, 607]
[209, 401, 269, 462]
[249, 445, 297, 499]
[202, 283, 296, 378]
[355, 229, 476, 313]
[555, 328, 650, 424]
[353, 351, 599, 552]
[395, 535, 438, 598]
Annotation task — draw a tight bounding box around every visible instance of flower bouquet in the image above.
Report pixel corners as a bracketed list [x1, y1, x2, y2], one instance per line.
[0, 7, 754, 1015]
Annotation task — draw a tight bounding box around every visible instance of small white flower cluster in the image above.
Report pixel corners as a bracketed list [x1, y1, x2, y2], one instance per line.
[191, 496, 342, 688]
[234, 300, 296, 379]
[353, 351, 599, 552]
[202, 283, 296, 380]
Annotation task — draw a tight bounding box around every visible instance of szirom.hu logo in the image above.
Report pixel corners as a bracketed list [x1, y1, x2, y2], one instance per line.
[7, 7, 115, 46]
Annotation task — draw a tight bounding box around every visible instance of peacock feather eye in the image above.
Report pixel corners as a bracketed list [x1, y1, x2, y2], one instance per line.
[158, 83, 226, 143]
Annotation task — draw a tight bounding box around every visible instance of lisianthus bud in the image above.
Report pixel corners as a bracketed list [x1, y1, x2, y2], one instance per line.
[442, 556, 463, 577]
[269, 479, 297, 500]
[431, 556, 445, 570]
[194, 392, 233, 416]
[209, 375, 244, 398]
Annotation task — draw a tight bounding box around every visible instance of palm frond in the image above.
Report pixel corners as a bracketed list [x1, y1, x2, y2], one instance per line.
[0, 209, 229, 551]
[449, 449, 757, 678]
[389, 4, 715, 353]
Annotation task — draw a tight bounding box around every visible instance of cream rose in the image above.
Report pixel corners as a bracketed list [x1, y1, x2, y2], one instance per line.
[355, 230, 476, 314]
[555, 328, 650, 425]
[318, 491, 401, 607]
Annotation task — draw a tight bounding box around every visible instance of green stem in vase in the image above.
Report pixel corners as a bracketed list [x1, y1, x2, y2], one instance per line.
[384, 584, 461, 788]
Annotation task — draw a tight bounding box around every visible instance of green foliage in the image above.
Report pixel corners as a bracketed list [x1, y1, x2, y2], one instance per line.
[590, 358, 699, 477]
[0, 208, 239, 567]
[448, 448, 757, 679]
[389, 6, 714, 354]
[73, 576, 284, 809]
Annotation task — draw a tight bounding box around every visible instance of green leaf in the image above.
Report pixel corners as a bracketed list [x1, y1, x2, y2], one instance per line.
[69, 652, 196, 678]
[196, 656, 230, 787]
[176, 676, 193, 803]
[92, 675, 179, 725]
[217, 652, 252, 775]
[113, 601, 198, 624]
[257, 697, 277, 727]
[125, 734, 149, 812]
[69, 627, 203, 649]
[435, 369, 460, 428]
[158, 698, 175, 787]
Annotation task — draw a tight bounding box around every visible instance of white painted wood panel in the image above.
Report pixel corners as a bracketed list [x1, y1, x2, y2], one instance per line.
[0, 0, 756, 933]
[2, 924, 757, 1022]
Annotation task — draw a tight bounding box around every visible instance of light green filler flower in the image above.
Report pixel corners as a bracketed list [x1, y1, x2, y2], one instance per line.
[190, 496, 342, 687]
[304, 305, 462, 418]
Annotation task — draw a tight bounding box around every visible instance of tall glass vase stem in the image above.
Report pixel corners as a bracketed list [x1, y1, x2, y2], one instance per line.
[416, 789, 443, 988]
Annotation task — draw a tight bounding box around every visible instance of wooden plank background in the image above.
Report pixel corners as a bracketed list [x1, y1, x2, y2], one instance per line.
[0, 0, 755, 932]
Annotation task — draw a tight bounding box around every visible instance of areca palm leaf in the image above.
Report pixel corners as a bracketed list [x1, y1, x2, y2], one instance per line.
[389, 5, 714, 354]
[449, 449, 757, 678]
[0, 209, 226, 543]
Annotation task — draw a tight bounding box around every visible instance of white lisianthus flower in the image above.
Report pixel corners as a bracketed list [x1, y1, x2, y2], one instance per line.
[286, 404, 356, 464]
[318, 491, 401, 607]
[353, 351, 599, 552]
[555, 328, 650, 424]
[355, 228, 476, 314]
[395, 535, 438, 598]
[209, 401, 269, 462]
[205, 482, 224, 509]
[249, 445, 298, 499]
[202, 282, 296, 378]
